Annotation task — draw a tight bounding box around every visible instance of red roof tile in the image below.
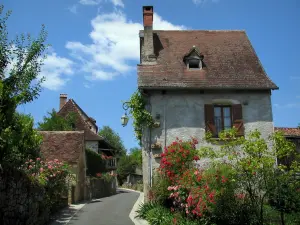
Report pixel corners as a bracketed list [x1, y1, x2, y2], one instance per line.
[275, 127, 300, 137]
[138, 30, 278, 90]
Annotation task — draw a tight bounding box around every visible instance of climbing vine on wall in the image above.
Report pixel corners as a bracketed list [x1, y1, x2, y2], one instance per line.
[126, 90, 154, 142]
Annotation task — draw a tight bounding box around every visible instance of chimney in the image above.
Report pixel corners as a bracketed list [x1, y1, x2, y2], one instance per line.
[59, 94, 67, 110]
[142, 6, 156, 64]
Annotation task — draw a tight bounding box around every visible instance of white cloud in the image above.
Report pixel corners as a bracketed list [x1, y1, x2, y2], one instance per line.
[39, 53, 75, 90]
[192, 0, 219, 5]
[66, 11, 185, 80]
[79, 0, 124, 7]
[68, 4, 78, 14]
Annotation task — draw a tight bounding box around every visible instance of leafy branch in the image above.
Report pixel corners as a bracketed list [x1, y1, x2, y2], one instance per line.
[126, 90, 154, 142]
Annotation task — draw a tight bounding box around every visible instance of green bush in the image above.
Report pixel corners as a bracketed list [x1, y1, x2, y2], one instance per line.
[151, 173, 172, 205]
[85, 148, 107, 176]
[146, 205, 173, 225]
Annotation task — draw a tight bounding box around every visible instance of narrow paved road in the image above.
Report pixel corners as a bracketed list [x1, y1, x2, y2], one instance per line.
[68, 189, 139, 225]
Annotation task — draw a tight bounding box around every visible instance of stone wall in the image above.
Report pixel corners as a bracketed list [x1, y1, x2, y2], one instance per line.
[86, 177, 117, 199]
[0, 165, 50, 225]
[142, 90, 275, 199]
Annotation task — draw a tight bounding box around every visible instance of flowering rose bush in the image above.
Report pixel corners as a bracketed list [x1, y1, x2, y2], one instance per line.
[21, 158, 72, 212]
[153, 137, 255, 224]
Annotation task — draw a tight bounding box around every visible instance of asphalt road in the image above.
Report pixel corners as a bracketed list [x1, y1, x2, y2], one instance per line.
[68, 189, 139, 225]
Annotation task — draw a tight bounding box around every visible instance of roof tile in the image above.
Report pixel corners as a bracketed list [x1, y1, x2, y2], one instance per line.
[138, 30, 278, 90]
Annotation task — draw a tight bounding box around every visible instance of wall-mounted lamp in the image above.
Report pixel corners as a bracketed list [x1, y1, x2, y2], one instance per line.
[121, 102, 130, 127]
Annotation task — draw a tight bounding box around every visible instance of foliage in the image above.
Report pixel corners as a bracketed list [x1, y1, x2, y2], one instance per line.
[21, 157, 73, 213]
[116, 154, 136, 185]
[145, 131, 300, 225]
[125, 90, 154, 143]
[94, 171, 117, 182]
[85, 148, 107, 176]
[129, 147, 142, 166]
[37, 109, 77, 131]
[151, 172, 172, 205]
[98, 125, 126, 156]
[0, 4, 48, 163]
[136, 202, 200, 225]
[3, 113, 42, 165]
[198, 129, 300, 225]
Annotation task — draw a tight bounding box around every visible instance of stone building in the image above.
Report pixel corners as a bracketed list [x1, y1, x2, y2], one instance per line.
[39, 131, 86, 203]
[137, 6, 278, 200]
[58, 94, 117, 170]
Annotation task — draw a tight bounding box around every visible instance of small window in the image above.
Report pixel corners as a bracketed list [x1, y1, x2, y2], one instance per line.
[189, 59, 200, 69]
[71, 123, 76, 130]
[214, 106, 232, 135]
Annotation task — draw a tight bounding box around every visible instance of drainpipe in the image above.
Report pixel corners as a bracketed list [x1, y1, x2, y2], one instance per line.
[164, 94, 167, 149]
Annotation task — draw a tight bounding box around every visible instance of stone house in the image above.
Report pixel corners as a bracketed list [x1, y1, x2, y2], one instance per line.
[58, 94, 117, 170]
[274, 127, 300, 166]
[138, 6, 278, 199]
[39, 131, 86, 203]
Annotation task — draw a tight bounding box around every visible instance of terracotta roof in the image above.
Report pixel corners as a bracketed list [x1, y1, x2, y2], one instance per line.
[57, 99, 103, 141]
[39, 131, 85, 164]
[138, 30, 278, 90]
[275, 127, 300, 137]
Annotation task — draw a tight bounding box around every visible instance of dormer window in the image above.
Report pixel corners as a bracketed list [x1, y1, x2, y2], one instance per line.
[188, 57, 201, 69]
[183, 46, 204, 70]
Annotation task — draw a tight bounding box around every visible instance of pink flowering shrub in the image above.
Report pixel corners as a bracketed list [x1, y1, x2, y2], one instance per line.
[153, 137, 252, 223]
[21, 158, 72, 212]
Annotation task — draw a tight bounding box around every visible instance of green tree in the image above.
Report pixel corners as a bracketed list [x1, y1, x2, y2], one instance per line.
[37, 109, 77, 131]
[0, 5, 48, 164]
[129, 147, 142, 166]
[98, 125, 126, 156]
[3, 113, 42, 165]
[116, 154, 136, 185]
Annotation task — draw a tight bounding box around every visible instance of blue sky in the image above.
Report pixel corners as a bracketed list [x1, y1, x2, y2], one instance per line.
[3, 0, 300, 151]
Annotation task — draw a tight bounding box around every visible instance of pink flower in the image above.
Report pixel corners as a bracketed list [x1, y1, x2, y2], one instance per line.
[40, 168, 44, 172]
[36, 158, 41, 161]
[167, 186, 173, 191]
[29, 165, 33, 169]
[29, 159, 33, 162]
[48, 165, 53, 169]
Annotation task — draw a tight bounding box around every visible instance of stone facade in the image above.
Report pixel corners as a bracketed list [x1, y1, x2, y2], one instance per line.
[39, 131, 86, 203]
[0, 165, 50, 225]
[142, 90, 274, 199]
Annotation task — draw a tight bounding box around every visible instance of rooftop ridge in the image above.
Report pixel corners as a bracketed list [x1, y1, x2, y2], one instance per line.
[140, 29, 246, 32]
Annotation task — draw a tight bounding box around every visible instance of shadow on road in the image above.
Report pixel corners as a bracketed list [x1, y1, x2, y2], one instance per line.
[49, 206, 79, 225]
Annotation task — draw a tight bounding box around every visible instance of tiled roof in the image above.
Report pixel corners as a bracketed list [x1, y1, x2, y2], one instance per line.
[275, 127, 300, 137]
[39, 131, 85, 164]
[138, 30, 278, 90]
[57, 99, 103, 141]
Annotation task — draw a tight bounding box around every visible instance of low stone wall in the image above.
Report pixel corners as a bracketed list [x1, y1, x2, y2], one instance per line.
[0, 164, 50, 225]
[86, 177, 117, 199]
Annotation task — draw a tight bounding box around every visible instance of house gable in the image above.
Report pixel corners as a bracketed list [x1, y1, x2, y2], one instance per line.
[58, 99, 102, 141]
